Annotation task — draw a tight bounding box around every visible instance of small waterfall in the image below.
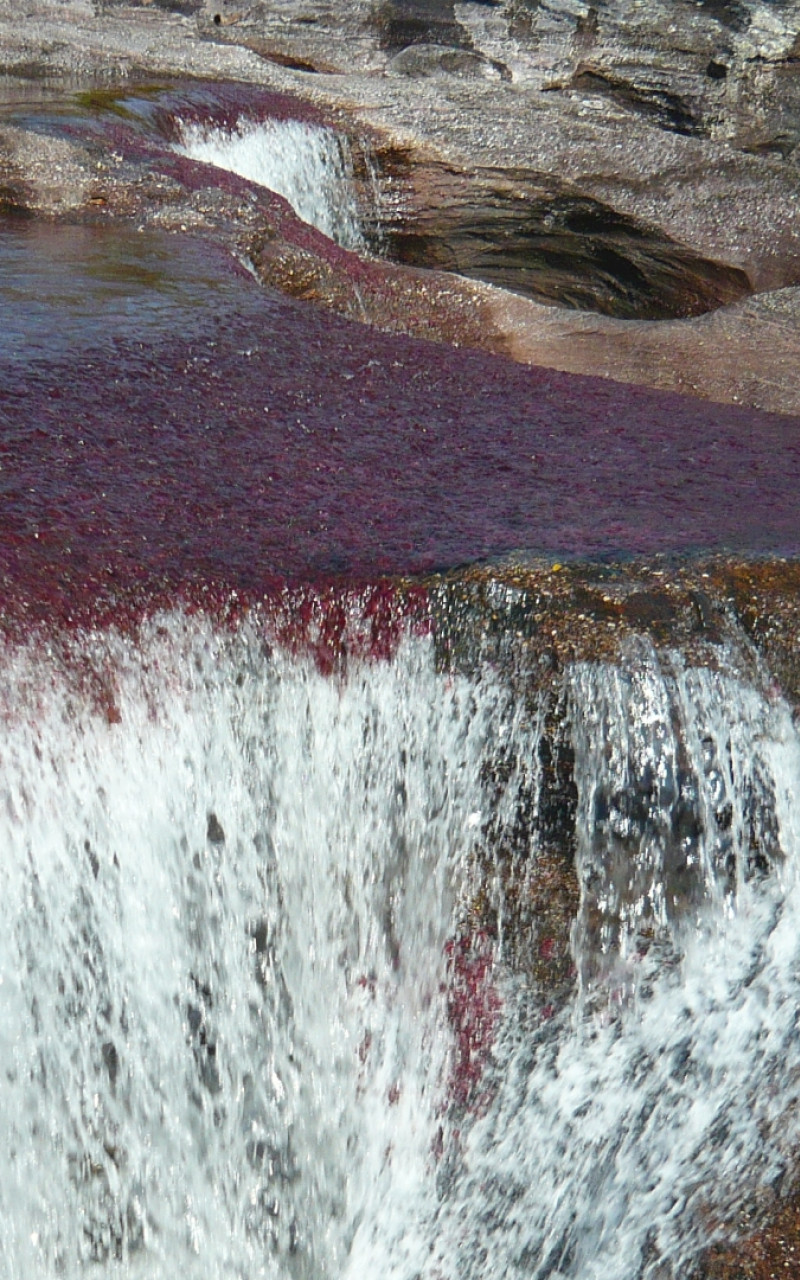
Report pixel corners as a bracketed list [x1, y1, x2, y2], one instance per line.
[174, 118, 365, 251]
[0, 612, 512, 1279]
[1, 610, 799, 1278]
[419, 643, 800, 1280]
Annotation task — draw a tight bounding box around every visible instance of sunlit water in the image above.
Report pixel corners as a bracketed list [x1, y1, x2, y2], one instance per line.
[1, 610, 799, 1279]
[174, 118, 365, 251]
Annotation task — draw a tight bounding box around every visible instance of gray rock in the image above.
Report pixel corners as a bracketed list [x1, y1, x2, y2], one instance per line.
[387, 42, 508, 79]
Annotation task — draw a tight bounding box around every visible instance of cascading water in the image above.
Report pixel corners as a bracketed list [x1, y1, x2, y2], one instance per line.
[0, 610, 519, 1280]
[4, 58, 800, 1280]
[174, 118, 365, 251]
[2, 604, 800, 1280]
[421, 643, 800, 1280]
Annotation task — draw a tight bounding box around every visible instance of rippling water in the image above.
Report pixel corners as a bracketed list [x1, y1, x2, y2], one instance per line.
[2, 219, 799, 636]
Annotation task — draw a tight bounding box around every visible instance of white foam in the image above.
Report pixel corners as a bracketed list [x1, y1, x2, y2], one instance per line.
[0, 617, 798, 1278]
[419, 649, 800, 1280]
[175, 118, 365, 251]
[0, 616, 516, 1278]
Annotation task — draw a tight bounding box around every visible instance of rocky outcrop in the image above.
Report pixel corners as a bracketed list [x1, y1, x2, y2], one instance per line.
[370, 154, 752, 319]
[0, 2, 799, 413]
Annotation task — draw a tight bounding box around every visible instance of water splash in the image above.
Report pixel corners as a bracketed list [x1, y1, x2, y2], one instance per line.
[570, 641, 786, 989]
[174, 118, 365, 250]
[421, 645, 800, 1280]
[0, 613, 506, 1279]
[0, 614, 799, 1278]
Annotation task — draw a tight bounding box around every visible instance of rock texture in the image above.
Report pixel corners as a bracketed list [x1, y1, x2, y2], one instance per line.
[0, 0, 798, 412]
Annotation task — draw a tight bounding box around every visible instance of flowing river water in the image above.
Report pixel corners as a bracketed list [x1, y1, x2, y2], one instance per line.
[3, 101, 800, 1280]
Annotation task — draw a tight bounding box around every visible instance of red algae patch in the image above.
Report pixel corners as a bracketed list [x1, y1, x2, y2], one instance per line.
[2, 221, 800, 633]
[443, 930, 502, 1115]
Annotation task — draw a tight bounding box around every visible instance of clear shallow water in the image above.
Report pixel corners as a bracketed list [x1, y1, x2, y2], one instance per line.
[2, 156, 800, 1276]
[0, 611, 799, 1279]
[2, 220, 800, 636]
[0, 222, 251, 362]
[2, 66, 800, 1280]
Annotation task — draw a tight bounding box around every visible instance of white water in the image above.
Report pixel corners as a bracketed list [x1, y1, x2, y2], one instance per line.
[424, 647, 800, 1280]
[174, 119, 365, 251]
[1, 613, 799, 1279]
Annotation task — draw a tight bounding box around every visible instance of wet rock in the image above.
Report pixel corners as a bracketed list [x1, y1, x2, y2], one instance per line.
[720, 560, 800, 709]
[85, 839, 100, 880]
[488, 284, 800, 415]
[101, 1040, 119, 1089]
[372, 156, 751, 317]
[697, 1191, 800, 1278]
[689, 588, 720, 639]
[187, 975, 222, 1094]
[0, 8, 799, 410]
[206, 812, 225, 844]
[2, 6, 800, 1274]
[248, 236, 365, 316]
[431, 553, 800, 1020]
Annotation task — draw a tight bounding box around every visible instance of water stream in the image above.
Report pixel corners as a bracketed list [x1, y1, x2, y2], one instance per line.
[0, 610, 798, 1279]
[4, 80, 800, 1280]
[174, 117, 365, 251]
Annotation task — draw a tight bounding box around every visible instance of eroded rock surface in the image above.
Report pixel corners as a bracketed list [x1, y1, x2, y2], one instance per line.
[0, 0, 798, 412]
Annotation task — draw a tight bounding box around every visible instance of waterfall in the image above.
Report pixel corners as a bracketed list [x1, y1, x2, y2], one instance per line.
[0, 608, 798, 1278]
[174, 118, 365, 251]
[419, 644, 800, 1280]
